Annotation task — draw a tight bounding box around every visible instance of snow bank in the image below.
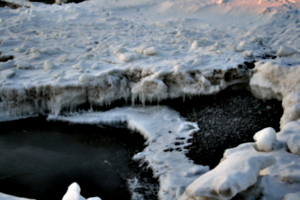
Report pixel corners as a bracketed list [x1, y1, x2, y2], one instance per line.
[180, 143, 276, 200]
[0, 67, 250, 120]
[250, 61, 300, 128]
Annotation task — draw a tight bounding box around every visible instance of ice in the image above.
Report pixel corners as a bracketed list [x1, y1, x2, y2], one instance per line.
[0, 193, 34, 200]
[1, 0, 300, 199]
[283, 192, 300, 200]
[253, 127, 276, 152]
[180, 143, 276, 200]
[78, 74, 95, 82]
[276, 46, 298, 57]
[0, 183, 101, 200]
[43, 60, 56, 71]
[287, 133, 300, 155]
[119, 52, 138, 62]
[143, 47, 158, 56]
[48, 106, 209, 200]
[16, 62, 32, 70]
[62, 182, 101, 200]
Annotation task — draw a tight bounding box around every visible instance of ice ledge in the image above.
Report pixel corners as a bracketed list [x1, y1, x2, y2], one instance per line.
[0, 66, 250, 121]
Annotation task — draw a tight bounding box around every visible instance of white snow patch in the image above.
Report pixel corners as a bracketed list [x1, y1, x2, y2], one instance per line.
[44, 60, 56, 71]
[0, 193, 34, 200]
[16, 62, 31, 70]
[78, 74, 95, 82]
[287, 133, 300, 155]
[283, 192, 300, 200]
[276, 46, 298, 57]
[253, 127, 276, 152]
[143, 47, 158, 56]
[180, 143, 276, 200]
[62, 182, 101, 200]
[119, 53, 138, 62]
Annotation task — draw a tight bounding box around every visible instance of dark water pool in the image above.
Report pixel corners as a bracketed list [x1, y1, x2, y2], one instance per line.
[0, 117, 157, 200]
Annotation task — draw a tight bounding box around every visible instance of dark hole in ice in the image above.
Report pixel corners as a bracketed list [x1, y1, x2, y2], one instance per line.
[0, 117, 159, 200]
[27, 0, 85, 5]
[0, 55, 14, 62]
[162, 87, 283, 169]
[0, 1, 20, 9]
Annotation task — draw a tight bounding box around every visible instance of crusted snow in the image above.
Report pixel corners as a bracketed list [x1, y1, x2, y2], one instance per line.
[1, 0, 300, 200]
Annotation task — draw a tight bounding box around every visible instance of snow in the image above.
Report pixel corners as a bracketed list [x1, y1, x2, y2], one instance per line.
[283, 192, 300, 200]
[253, 127, 276, 152]
[276, 46, 298, 57]
[1, 0, 300, 199]
[180, 143, 276, 200]
[0, 193, 34, 200]
[62, 183, 101, 200]
[48, 106, 210, 200]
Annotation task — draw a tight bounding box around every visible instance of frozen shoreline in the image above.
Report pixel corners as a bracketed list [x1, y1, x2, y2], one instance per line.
[1, 0, 300, 199]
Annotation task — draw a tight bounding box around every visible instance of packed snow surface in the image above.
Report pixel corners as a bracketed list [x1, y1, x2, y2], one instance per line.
[1, 0, 300, 199]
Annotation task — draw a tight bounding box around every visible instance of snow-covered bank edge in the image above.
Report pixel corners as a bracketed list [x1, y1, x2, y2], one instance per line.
[180, 60, 300, 200]
[0, 66, 250, 122]
[0, 182, 101, 200]
[47, 106, 209, 200]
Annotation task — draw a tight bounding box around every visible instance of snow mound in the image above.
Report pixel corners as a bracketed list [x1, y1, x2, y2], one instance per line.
[276, 46, 298, 57]
[283, 192, 300, 200]
[180, 143, 276, 200]
[254, 127, 276, 152]
[62, 182, 101, 200]
[44, 60, 56, 71]
[287, 134, 300, 155]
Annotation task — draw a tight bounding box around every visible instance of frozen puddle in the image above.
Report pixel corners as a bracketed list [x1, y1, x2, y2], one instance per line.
[0, 117, 158, 200]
